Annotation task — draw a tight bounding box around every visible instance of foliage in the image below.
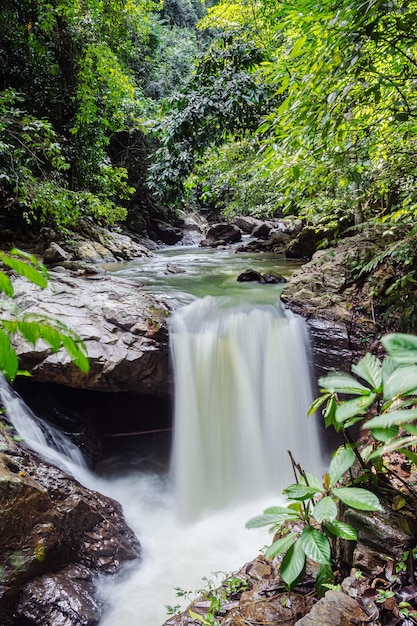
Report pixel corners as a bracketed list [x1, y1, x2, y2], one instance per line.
[147, 29, 272, 203]
[0, 249, 89, 380]
[246, 447, 381, 595]
[0, 89, 130, 230]
[248, 331, 417, 595]
[0, 0, 156, 230]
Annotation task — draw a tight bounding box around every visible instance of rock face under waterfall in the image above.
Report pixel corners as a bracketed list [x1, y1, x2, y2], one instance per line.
[11, 270, 173, 395]
[0, 418, 140, 625]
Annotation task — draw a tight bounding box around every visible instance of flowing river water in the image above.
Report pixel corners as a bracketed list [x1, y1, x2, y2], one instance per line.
[4, 244, 326, 625]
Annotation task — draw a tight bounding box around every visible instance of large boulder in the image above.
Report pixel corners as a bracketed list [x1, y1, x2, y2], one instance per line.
[0, 421, 140, 625]
[11, 271, 173, 395]
[201, 223, 242, 247]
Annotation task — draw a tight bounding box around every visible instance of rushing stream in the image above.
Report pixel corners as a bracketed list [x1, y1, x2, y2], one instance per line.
[4, 244, 325, 625]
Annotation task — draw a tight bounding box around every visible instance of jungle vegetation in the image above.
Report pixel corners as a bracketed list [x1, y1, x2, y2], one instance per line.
[1, 0, 416, 234]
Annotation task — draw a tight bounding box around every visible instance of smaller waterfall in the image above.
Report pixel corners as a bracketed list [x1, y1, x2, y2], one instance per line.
[170, 296, 323, 521]
[0, 377, 88, 478]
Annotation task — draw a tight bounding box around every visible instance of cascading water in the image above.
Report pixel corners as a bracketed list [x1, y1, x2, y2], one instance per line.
[170, 296, 323, 521]
[1, 246, 326, 626]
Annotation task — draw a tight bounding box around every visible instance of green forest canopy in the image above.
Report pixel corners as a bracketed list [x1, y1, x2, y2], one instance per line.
[1, 0, 417, 235]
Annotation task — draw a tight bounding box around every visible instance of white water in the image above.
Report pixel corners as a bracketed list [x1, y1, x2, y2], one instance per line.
[1, 290, 325, 626]
[170, 296, 323, 521]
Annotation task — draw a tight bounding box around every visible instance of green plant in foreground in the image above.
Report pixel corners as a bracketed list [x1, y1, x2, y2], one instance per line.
[248, 332, 417, 596]
[246, 446, 382, 595]
[0, 248, 89, 380]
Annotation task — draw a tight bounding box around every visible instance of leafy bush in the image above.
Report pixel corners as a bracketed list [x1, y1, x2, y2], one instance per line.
[248, 332, 417, 596]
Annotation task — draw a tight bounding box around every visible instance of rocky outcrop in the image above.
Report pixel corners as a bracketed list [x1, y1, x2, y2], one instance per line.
[11, 271, 173, 395]
[0, 420, 140, 625]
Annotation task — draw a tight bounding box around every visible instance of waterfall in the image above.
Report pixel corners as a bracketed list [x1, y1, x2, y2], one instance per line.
[170, 296, 323, 521]
[0, 377, 88, 479]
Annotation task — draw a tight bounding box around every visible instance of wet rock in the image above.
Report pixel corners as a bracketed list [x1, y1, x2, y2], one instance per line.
[201, 223, 242, 247]
[180, 212, 208, 245]
[294, 589, 368, 626]
[0, 422, 140, 625]
[43, 242, 72, 265]
[150, 219, 183, 245]
[237, 269, 263, 282]
[237, 269, 287, 284]
[261, 273, 287, 284]
[252, 223, 271, 239]
[11, 271, 173, 395]
[232, 216, 264, 234]
[17, 565, 101, 626]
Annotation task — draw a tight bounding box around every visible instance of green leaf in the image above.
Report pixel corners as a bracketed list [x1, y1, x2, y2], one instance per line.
[39, 325, 63, 352]
[289, 35, 307, 59]
[318, 373, 371, 395]
[369, 437, 417, 459]
[283, 483, 321, 501]
[335, 393, 376, 424]
[365, 409, 417, 429]
[246, 509, 298, 529]
[328, 447, 356, 487]
[332, 487, 382, 512]
[308, 392, 331, 416]
[61, 335, 89, 373]
[370, 425, 399, 442]
[313, 496, 337, 523]
[300, 527, 331, 564]
[351, 353, 382, 391]
[280, 538, 306, 589]
[382, 333, 417, 364]
[324, 520, 357, 541]
[324, 396, 337, 428]
[18, 321, 41, 346]
[0, 271, 14, 297]
[316, 564, 335, 598]
[383, 365, 417, 400]
[264, 532, 298, 560]
[0, 253, 47, 289]
[301, 473, 323, 491]
[0, 328, 19, 382]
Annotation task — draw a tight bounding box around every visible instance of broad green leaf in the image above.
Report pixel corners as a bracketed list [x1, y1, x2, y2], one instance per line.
[316, 563, 334, 598]
[39, 325, 63, 352]
[264, 532, 297, 560]
[18, 321, 41, 346]
[332, 487, 382, 511]
[283, 483, 321, 500]
[280, 538, 306, 589]
[0, 254, 47, 289]
[351, 353, 382, 391]
[324, 396, 337, 428]
[8, 248, 48, 274]
[335, 393, 376, 424]
[300, 527, 331, 564]
[369, 437, 417, 459]
[403, 424, 417, 436]
[264, 505, 300, 516]
[324, 520, 357, 541]
[318, 373, 371, 395]
[246, 510, 297, 529]
[61, 335, 89, 373]
[382, 357, 399, 384]
[383, 365, 417, 400]
[308, 392, 331, 416]
[370, 425, 399, 442]
[328, 447, 356, 487]
[365, 409, 417, 429]
[300, 473, 323, 491]
[313, 496, 337, 522]
[0, 271, 13, 297]
[382, 333, 417, 364]
[0, 328, 19, 382]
